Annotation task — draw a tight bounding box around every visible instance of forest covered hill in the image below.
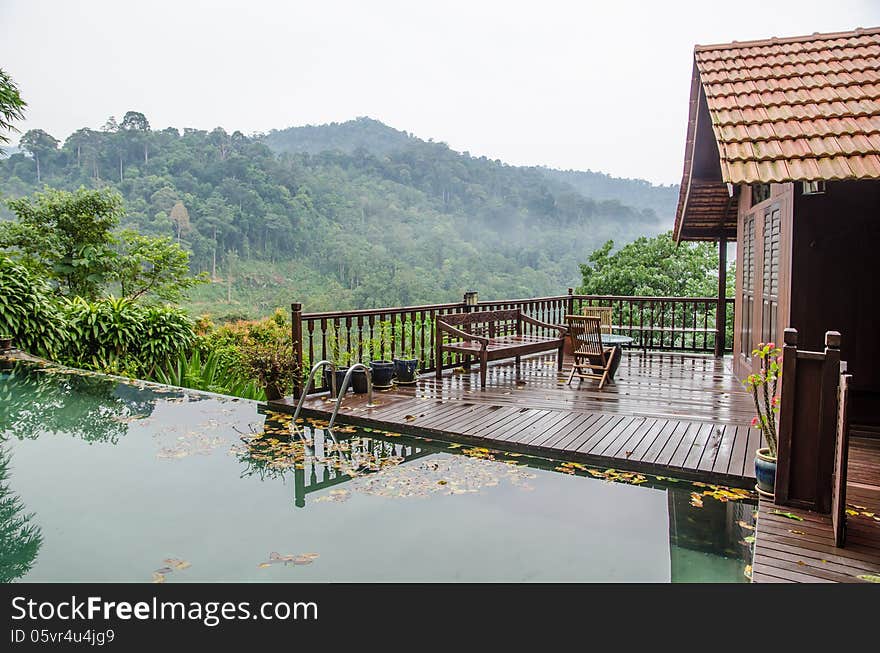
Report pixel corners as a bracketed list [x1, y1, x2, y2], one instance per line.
[0, 115, 676, 317]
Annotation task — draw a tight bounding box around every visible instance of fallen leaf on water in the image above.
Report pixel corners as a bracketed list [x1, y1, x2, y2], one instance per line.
[154, 567, 173, 574]
[743, 565, 752, 579]
[770, 510, 804, 521]
[737, 520, 755, 531]
[152, 572, 166, 584]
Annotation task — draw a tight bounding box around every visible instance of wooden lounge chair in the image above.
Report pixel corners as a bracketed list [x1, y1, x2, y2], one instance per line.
[565, 315, 616, 389]
[581, 305, 613, 334]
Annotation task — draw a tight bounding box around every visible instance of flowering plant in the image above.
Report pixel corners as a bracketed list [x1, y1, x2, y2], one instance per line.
[744, 342, 782, 458]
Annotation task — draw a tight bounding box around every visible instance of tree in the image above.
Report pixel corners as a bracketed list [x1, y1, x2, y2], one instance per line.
[120, 110, 151, 163]
[113, 230, 207, 302]
[19, 129, 59, 183]
[169, 200, 192, 243]
[577, 231, 733, 297]
[1, 187, 124, 299]
[63, 128, 103, 178]
[0, 68, 26, 155]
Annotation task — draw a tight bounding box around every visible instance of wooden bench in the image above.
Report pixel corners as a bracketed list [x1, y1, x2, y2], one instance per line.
[435, 309, 566, 388]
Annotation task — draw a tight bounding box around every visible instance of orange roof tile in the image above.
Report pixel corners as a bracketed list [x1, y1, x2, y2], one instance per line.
[674, 27, 880, 240]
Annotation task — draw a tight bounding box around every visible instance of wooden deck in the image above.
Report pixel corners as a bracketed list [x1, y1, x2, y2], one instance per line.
[267, 351, 760, 487]
[752, 434, 880, 583]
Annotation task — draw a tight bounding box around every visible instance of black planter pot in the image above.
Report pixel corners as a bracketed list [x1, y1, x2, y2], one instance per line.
[351, 368, 369, 394]
[323, 367, 350, 396]
[0, 336, 13, 352]
[393, 357, 419, 384]
[370, 361, 395, 388]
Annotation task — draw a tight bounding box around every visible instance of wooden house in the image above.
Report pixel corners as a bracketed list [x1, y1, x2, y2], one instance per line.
[675, 27, 880, 429]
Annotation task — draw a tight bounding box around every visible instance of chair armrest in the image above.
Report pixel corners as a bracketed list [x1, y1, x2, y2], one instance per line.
[437, 321, 489, 347]
[520, 314, 567, 337]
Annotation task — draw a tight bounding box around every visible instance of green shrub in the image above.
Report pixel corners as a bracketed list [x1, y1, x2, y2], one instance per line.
[154, 349, 265, 400]
[58, 296, 194, 376]
[0, 256, 67, 357]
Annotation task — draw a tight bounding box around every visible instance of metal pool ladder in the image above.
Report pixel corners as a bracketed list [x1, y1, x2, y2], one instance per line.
[289, 360, 376, 446]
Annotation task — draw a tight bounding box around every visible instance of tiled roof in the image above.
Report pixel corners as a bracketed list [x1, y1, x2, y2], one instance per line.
[674, 27, 880, 241]
[697, 27, 880, 184]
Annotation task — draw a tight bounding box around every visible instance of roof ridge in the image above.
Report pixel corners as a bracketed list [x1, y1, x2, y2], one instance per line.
[694, 26, 880, 53]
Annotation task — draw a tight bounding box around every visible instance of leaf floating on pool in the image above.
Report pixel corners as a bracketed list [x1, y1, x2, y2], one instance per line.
[259, 552, 320, 568]
[689, 492, 704, 508]
[743, 565, 752, 579]
[150, 558, 190, 583]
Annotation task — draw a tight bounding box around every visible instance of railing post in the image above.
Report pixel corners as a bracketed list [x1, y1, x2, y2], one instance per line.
[714, 235, 727, 357]
[775, 328, 799, 505]
[817, 331, 842, 513]
[291, 302, 303, 399]
[566, 288, 574, 317]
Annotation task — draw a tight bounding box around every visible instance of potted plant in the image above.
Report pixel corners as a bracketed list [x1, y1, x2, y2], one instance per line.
[393, 317, 427, 385]
[745, 342, 782, 498]
[0, 334, 13, 352]
[241, 337, 298, 401]
[323, 323, 360, 394]
[369, 321, 395, 389]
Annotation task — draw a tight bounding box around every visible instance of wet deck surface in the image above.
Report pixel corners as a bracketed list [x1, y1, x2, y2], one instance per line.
[268, 351, 760, 486]
[752, 434, 880, 583]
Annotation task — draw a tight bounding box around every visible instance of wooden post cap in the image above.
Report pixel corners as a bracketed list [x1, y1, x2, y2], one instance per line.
[825, 331, 841, 349]
[783, 328, 798, 346]
[567, 288, 574, 295]
[291, 302, 302, 311]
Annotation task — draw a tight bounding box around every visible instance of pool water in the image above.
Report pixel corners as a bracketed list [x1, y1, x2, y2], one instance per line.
[0, 361, 756, 583]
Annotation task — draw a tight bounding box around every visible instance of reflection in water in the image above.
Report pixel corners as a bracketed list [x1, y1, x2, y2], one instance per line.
[0, 447, 43, 582]
[239, 411, 757, 582]
[0, 362, 159, 444]
[1, 362, 757, 582]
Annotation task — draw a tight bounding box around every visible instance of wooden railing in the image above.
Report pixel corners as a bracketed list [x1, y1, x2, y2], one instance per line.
[292, 290, 734, 396]
[571, 294, 734, 352]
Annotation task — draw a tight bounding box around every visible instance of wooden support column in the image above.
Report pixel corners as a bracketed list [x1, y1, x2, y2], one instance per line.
[291, 302, 303, 399]
[714, 236, 727, 357]
[566, 287, 575, 317]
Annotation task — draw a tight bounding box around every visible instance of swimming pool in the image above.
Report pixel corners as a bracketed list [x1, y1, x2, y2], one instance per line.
[0, 361, 755, 582]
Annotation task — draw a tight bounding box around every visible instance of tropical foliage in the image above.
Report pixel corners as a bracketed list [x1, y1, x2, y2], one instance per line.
[58, 296, 195, 377]
[0, 115, 673, 314]
[577, 231, 733, 298]
[154, 349, 264, 400]
[0, 256, 67, 357]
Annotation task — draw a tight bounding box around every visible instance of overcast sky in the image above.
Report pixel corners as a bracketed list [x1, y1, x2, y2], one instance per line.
[2, 0, 878, 184]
